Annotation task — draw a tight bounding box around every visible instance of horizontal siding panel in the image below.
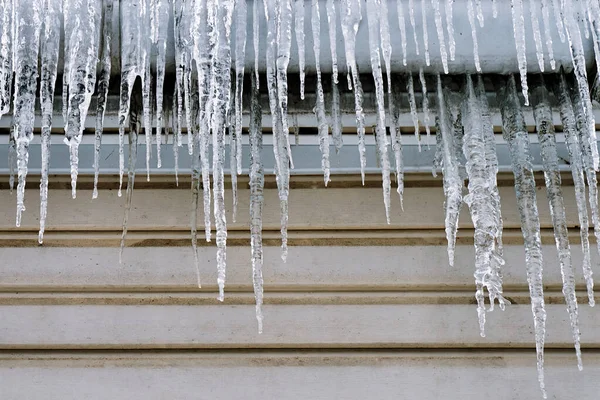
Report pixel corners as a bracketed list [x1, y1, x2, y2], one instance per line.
[0, 303, 598, 349]
[0, 351, 595, 400]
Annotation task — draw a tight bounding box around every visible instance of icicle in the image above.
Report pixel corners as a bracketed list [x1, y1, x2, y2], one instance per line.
[511, 0, 529, 105]
[93, 1, 113, 199]
[13, 0, 42, 227]
[563, 0, 599, 171]
[552, 0, 566, 43]
[0, 0, 13, 119]
[467, 0, 481, 72]
[119, 93, 141, 265]
[408, 0, 419, 55]
[254, 0, 261, 88]
[234, 0, 247, 177]
[499, 75, 546, 399]
[326, 0, 339, 84]
[492, 0, 498, 18]
[366, 0, 392, 223]
[579, 0, 590, 39]
[331, 78, 344, 152]
[265, 0, 290, 261]
[190, 74, 203, 288]
[436, 75, 463, 267]
[396, 0, 408, 65]
[153, 0, 169, 169]
[421, 0, 430, 66]
[341, 0, 367, 184]
[419, 69, 431, 144]
[389, 77, 405, 208]
[529, 0, 545, 71]
[431, 0, 448, 74]
[541, 0, 556, 70]
[295, 0, 306, 99]
[277, 0, 294, 170]
[229, 114, 239, 223]
[211, 0, 235, 301]
[379, 0, 393, 91]
[475, 0, 484, 26]
[312, 0, 330, 184]
[38, 0, 62, 243]
[407, 74, 421, 150]
[445, 0, 455, 61]
[249, 71, 265, 333]
[555, 72, 594, 310]
[462, 75, 507, 337]
[172, 92, 181, 187]
[532, 76, 582, 370]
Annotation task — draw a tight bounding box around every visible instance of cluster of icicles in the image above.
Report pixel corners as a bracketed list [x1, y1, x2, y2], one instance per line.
[1, 0, 600, 397]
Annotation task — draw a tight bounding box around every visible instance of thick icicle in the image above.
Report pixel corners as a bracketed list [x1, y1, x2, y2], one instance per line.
[408, 0, 419, 55]
[532, 77, 582, 370]
[13, 0, 42, 227]
[462, 75, 507, 337]
[541, 0, 556, 70]
[407, 74, 421, 150]
[312, 0, 331, 185]
[294, 0, 306, 99]
[529, 0, 545, 71]
[326, 0, 339, 84]
[389, 77, 405, 207]
[341, 0, 367, 183]
[93, 0, 114, 199]
[467, 0, 481, 72]
[445, 0, 456, 61]
[431, 0, 448, 74]
[38, 0, 62, 243]
[331, 77, 344, 152]
[555, 72, 594, 309]
[254, 0, 261, 87]
[511, 0, 529, 105]
[366, 0, 392, 223]
[0, 0, 12, 119]
[153, 0, 169, 169]
[249, 71, 264, 333]
[499, 75, 546, 399]
[419, 69, 431, 144]
[436, 75, 463, 267]
[63, 0, 101, 198]
[421, 0, 430, 65]
[234, 0, 247, 177]
[396, 0, 408, 65]
[378, 0, 393, 90]
[277, 0, 294, 171]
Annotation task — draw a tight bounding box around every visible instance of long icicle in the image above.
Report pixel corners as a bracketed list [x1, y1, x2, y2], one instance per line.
[499, 75, 546, 399]
[38, 0, 62, 243]
[407, 73, 421, 150]
[0, 0, 12, 121]
[379, 0, 393, 90]
[389, 76, 405, 208]
[431, 0, 448, 74]
[420, 0, 430, 65]
[153, 0, 169, 169]
[445, 0, 456, 61]
[511, 0, 530, 104]
[529, 0, 545, 71]
[467, 0, 481, 72]
[294, 0, 306, 99]
[326, 0, 339, 84]
[277, 0, 294, 170]
[541, 0, 556, 70]
[408, 0, 420, 55]
[396, 0, 408, 65]
[419, 68, 431, 144]
[532, 75, 582, 371]
[249, 70, 265, 333]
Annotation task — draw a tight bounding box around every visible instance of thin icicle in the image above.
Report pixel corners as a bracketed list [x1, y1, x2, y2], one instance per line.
[326, 0, 339, 84]
[529, 0, 545, 72]
[407, 74, 421, 150]
[312, 0, 330, 185]
[555, 72, 594, 310]
[153, 0, 169, 169]
[467, 0, 481, 72]
[511, 0, 529, 105]
[294, 0, 306, 99]
[419, 69, 431, 144]
[445, 0, 456, 61]
[341, 0, 367, 184]
[190, 76, 203, 288]
[38, 0, 62, 243]
[541, 0, 556, 70]
[278, 0, 294, 170]
[379, 0, 392, 91]
[366, 0, 392, 223]
[552, 0, 566, 43]
[0, 0, 13, 119]
[436, 75, 463, 267]
[331, 78, 343, 152]
[13, 0, 42, 227]
[532, 77, 582, 370]
[475, 0, 484, 26]
[408, 0, 419, 55]
[396, 0, 408, 65]
[249, 71, 264, 333]
[389, 77, 405, 208]
[254, 0, 261, 88]
[462, 75, 507, 337]
[234, 0, 247, 177]
[431, 0, 448, 74]
[93, 0, 113, 199]
[421, 0, 430, 65]
[579, 0, 590, 39]
[499, 75, 546, 399]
